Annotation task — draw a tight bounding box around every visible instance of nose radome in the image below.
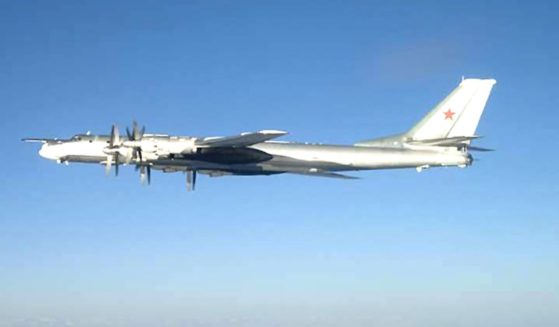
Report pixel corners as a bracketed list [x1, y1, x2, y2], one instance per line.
[39, 144, 59, 160]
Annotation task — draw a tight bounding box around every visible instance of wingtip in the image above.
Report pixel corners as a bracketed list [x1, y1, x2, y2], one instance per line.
[259, 129, 288, 135]
[22, 138, 47, 143]
[460, 78, 497, 85]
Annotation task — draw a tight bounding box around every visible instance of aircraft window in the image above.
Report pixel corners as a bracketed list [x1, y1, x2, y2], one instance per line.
[72, 136, 82, 141]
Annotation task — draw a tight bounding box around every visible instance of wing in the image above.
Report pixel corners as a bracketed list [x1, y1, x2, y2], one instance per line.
[22, 138, 59, 143]
[283, 168, 359, 179]
[196, 130, 287, 148]
[195, 168, 358, 179]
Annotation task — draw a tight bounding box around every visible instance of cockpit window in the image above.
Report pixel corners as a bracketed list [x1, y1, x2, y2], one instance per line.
[71, 134, 93, 141]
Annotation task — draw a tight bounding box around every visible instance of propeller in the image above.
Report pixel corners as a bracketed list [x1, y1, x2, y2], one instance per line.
[137, 165, 151, 185]
[126, 121, 152, 185]
[104, 122, 149, 178]
[126, 120, 145, 141]
[126, 120, 146, 163]
[104, 124, 122, 176]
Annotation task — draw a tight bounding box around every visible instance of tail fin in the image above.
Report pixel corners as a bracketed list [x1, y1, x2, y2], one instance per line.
[406, 78, 496, 140]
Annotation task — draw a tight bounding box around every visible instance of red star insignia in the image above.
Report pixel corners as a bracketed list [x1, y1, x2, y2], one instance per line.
[443, 109, 455, 120]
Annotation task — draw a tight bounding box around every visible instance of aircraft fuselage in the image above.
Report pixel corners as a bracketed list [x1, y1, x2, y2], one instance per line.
[37, 136, 471, 175]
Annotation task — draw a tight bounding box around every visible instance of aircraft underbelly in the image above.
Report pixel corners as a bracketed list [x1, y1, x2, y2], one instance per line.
[152, 143, 468, 175]
[252, 143, 469, 170]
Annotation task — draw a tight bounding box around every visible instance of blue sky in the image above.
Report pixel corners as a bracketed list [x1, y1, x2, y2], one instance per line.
[1, 1, 558, 326]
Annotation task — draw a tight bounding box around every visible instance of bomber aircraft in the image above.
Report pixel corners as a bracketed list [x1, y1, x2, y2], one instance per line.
[24, 78, 496, 191]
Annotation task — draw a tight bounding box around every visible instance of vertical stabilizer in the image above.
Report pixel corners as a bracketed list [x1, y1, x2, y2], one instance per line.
[406, 78, 496, 140]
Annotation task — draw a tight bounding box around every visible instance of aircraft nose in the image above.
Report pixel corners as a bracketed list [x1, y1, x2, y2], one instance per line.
[39, 144, 59, 160]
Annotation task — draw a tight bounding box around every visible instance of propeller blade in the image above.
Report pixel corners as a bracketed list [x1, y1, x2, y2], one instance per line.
[114, 154, 119, 176]
[132, 120, 145, 140]
[140, 165, 147, 185]
[193, 170, 197, 191]
[110, 124, 120, 147]
[126, 127, 132, 140]
[136, 148, 142, 162]
[132, 121, 138, 140]
[186, 170, 197, 191]
[147, 166, 151, 185]
[467, 146, 495, 152]
[114, 126, 120, 145]
[105, 156, 112, 176]
[109, 126, 115, 146]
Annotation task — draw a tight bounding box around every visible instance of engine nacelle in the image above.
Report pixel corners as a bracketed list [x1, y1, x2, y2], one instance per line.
[141, 137, 197, 157]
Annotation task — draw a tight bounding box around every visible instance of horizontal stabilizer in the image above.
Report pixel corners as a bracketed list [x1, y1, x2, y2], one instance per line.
[196, 130, 287, 148]
[467, 145, 494, 152]
[407, 135, 481, 146]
